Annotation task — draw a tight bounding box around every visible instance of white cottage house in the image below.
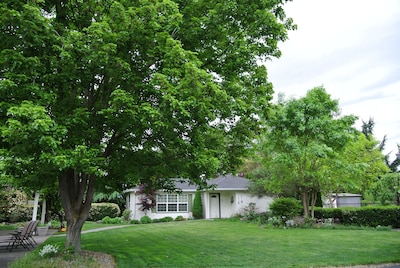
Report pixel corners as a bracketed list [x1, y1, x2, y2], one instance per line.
[125, 175, 273, 220]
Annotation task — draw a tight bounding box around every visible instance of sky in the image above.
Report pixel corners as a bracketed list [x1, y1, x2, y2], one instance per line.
[267, 0, 400, 160]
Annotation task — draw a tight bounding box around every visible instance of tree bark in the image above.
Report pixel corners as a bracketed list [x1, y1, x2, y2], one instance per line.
[59, 169, 96, 252]
[309, 190, 317, 219]
[65, 216, 86, 251]
[301, 189, 309, 218]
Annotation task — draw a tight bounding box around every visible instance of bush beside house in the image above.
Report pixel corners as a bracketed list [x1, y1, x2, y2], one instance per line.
[192, 190, 203, 219]
[88, 203, 120, 221]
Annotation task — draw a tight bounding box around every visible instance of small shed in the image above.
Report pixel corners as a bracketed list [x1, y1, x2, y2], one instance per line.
[334, 193, 362, 207]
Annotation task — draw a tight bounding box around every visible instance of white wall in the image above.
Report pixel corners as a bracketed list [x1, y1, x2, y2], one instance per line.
[203, 191, 273, 219]
[127, 192, 194, 220]
[127, 190, 274, 220]
[234, 193, 273, 215]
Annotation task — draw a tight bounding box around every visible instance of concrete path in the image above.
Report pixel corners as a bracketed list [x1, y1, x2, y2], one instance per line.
[0, 229, 58, 267]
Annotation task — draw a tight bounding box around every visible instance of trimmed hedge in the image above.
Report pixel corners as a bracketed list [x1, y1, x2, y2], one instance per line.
[314, 206, 400, 228]
[88, 203, 120, 221]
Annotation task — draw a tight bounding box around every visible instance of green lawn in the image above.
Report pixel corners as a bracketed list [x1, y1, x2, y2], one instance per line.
[15, 220, 400, 267]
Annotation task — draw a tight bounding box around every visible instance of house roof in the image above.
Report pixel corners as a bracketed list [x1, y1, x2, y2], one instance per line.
[124, 174, 250, 193]
[208, 175, 249, 190]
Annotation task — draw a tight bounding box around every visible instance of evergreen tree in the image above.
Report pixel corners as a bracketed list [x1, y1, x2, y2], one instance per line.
[192, 190, 203, 219]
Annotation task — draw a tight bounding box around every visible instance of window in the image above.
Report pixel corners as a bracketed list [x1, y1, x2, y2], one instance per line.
[157, 194, 188, 212]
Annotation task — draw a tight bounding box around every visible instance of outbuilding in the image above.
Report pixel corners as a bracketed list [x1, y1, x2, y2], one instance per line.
[325, 193, 362, 208]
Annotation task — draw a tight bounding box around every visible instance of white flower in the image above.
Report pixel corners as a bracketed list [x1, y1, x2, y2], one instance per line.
[39, 244, 59, 257]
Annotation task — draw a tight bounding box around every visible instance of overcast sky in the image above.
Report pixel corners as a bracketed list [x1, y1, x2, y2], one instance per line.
[267, 0, 400, 160]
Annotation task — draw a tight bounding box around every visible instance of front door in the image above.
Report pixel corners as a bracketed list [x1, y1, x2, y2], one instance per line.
[209, 193, 221, 219]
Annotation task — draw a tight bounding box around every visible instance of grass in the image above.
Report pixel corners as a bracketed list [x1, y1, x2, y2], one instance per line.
[0, 222, 24, 230]
[11, 220, 400, 268]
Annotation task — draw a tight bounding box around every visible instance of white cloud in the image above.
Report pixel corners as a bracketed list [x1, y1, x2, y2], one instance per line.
[267, 0, 400, 160]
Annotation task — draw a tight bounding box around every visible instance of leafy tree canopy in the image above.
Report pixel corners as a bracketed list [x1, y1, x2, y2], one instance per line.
[254, 87, 359, 217]
[252, 87, 391, 216]
[0, 0, 295, 251]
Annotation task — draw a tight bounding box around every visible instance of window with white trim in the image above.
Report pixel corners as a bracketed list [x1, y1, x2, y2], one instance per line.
[156, 194, 188, 212]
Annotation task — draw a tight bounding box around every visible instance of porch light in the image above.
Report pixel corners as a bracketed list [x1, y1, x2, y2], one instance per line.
[231, 196, 234, 203]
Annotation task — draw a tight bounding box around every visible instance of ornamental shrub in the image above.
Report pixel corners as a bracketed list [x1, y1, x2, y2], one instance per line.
[8, 206, 31, 223]
[0, 189, 30, 222]
[159, 216, 173, 222]
[140, 215, 152, 224]
[101, 216, 122, 224]
[122, 209, 132, 222]
[269, 197, 302, 219]
[175, 215, 186, 221]
[88, 203, 120, 221]
[192, 190, 203, 219]
[39, 244, 60, 258]
[241, 203, 258, 221]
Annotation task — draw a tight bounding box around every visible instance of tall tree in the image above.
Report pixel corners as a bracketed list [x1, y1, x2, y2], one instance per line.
[361, 117, 375, 140]
[361, 119, 400, 205]
[257, 87, 357, 217]
[326, 132, 389, 198]
[369, 173, 400, 205]
[362, 118, 399, 172]
[0, 0, 295, 252]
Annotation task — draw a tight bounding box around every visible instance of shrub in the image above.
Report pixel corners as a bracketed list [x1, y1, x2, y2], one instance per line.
[88, 203, 120, 221]
[122, 209, 132, 222]
[269, 198, 302, 219]
[8, 206, 31, 223]
[256, 212, 272, 225]
[266, 216, 283, 227]
[140, 215, 152, 224]
[39, 244, 60, 258]
[192, 190, 203, 219]
[159, 216, 173, 222]
[175, 215, 186, 221]
[241, 203, 258, 221]
[129, 219, 140, 224]
[314, 206, 400, 228]
[0, 189, 30, 222]
[101, 216, 122, 224]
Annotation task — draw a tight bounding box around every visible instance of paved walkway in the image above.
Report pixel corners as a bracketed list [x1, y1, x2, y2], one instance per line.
[0, 229, 58, 267]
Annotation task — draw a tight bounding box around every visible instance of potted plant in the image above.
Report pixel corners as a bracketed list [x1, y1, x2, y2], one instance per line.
[36, 223, 50, 236]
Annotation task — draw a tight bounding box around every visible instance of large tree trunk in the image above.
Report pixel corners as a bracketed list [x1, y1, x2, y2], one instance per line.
[309, 190, 318, 219]
[59, 169, 96, 252]
[301, 188, 310, 218]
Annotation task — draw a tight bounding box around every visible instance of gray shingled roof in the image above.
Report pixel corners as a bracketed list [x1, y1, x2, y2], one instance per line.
[175, 175, 249, 190]
[125, 175, 250, 193]
[171, 175, 249, 191]
[207, 174, 249, 190]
